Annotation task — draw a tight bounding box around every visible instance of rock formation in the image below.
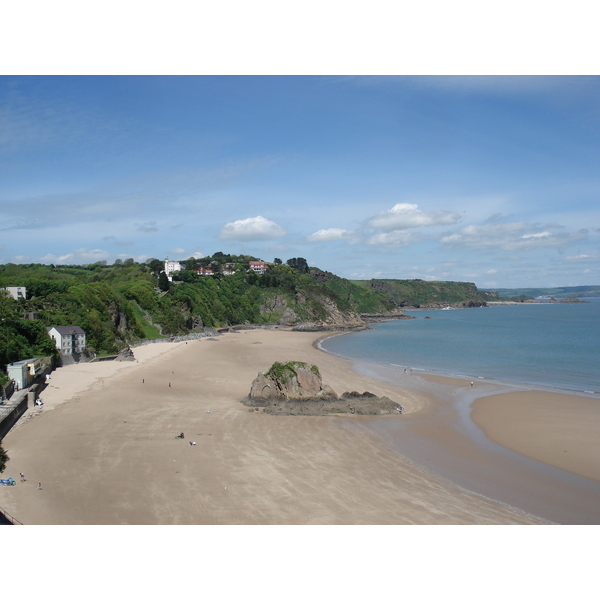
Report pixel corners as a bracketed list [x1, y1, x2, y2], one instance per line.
[116, 347, 136, 361]
[248, 361, 337, 404]
[244, 361, 403, 416]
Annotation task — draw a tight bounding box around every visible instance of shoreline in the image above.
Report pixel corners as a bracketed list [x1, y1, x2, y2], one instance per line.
[315, 327, 600, 523]
[0, 329, 540, 524]
[1, 328, 598, 524]
[321, 354, 600, 523]
[319, 331, 600, 398]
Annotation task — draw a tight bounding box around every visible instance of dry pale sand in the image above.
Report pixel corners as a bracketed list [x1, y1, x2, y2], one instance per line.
[0, 329, 548, 525]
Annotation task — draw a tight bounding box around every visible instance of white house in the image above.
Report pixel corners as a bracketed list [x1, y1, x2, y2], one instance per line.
[164, 258, 183, 281]
[1, 286, 27, 301]
[46, 326, 86, 355]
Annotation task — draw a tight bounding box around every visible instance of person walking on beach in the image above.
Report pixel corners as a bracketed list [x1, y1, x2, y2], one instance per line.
[470, 381, 474, 387]
[20, 472, 25, 482]
[38, 483, 42, 490]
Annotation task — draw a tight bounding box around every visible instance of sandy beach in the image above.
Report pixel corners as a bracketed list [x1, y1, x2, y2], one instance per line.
[1, 329, 598, 525]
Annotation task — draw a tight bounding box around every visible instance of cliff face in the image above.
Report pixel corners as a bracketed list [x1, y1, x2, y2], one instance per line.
[259, 294, 299, 324]
[365, 279, 488, 308]
[107, 301, 130, 334]
[259, 292, 364, 327]
[307, 294, 363, 326]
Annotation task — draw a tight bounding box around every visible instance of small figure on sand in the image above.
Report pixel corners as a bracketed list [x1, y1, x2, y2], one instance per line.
[38, 483, 42, 490]
[178, 432, 185, 439]
[470, 381, 474, 387]
[20, 472, 25, 482]
[189, 441, 196, 446]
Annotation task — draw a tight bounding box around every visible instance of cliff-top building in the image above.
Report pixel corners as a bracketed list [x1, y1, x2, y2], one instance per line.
[249, 260, 267, 275]
[164, 258, 183, 281]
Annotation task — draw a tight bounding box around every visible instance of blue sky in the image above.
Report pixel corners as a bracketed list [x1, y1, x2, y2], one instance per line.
[1, 75, 599, 288]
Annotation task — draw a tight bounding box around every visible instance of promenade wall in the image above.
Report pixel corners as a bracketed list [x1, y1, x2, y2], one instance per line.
[0, 395, 29, 440]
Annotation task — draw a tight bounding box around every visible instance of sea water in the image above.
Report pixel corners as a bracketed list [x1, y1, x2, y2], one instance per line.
[321, 299, 600, 394]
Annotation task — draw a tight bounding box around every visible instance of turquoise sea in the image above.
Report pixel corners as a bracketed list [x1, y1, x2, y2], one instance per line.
[322, 298, 600, 394]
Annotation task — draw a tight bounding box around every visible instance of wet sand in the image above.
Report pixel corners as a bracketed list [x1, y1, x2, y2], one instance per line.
[0, 329, 552, 525]
[471, 390, 600, 481]
[345, 361, 600, 524]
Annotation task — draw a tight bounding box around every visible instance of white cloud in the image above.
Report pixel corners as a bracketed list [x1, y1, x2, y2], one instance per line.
[219, 216, 286, 241]
[39, 252, 73, 263]
[137, 221, 158, 233]
[306, 228, 355, 242]
[170, 248, 186, 254]
[39, 248, 109, 264]
[440, 222, 588, 251]
[366, 203, 461, 231]
[367, 230, 420, 246]
[521, 231, 551, 239]
[563, 254, 595, 262]
[75, 248, 110, 261]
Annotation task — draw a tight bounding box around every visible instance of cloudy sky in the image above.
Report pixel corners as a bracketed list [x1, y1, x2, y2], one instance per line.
[1, 75, 599, 288]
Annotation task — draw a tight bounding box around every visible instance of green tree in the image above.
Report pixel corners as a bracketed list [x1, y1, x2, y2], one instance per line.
[172, 270, 199, 283]
[158, 271, 170, 292]
[146, 258, 164, 276]
[286, 257, 309, 274]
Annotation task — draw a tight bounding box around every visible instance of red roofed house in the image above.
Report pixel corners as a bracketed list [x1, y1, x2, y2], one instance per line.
[249, 260, 267, 275]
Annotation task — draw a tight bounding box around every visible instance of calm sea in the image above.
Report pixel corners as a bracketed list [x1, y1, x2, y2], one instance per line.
[322, 299, 600, 394]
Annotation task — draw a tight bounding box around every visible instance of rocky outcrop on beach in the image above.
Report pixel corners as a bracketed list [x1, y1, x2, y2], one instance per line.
[244, 361, 403, 416]
[115, 347, 136, 361]
[248, 361, 338, 402]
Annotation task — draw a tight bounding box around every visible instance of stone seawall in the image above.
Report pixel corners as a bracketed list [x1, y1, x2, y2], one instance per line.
[0, 395, 28, 440]
[130, 330, 220, 348]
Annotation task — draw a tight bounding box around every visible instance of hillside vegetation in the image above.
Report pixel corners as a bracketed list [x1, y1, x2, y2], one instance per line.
[355, 279, 490, 308]
[482, 285, 600, 299]
[1, 255, 513, 383]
